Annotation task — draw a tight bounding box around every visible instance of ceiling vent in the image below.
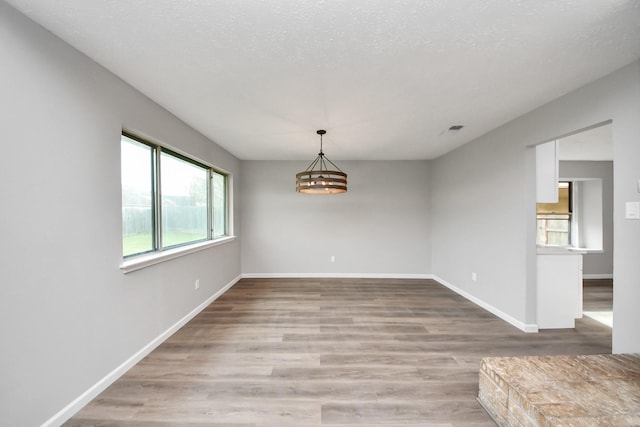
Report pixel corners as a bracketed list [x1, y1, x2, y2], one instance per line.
[440, 125, 464, 136]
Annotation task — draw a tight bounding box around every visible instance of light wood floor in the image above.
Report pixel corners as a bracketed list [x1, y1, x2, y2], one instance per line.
[583, 278, 613, 312]
[65, 278, 612, 426]
[583, 278, 614, 328]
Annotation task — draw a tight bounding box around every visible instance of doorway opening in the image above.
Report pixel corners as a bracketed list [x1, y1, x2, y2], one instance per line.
[557, 122, 613, 328]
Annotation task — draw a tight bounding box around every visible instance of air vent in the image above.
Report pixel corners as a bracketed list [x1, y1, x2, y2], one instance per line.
[440, 125, 465, 136]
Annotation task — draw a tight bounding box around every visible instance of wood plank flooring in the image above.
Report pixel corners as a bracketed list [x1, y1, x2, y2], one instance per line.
[583, 278, 613, 312]
[582, 279, 614, 328]
[64, 278, 612, 426]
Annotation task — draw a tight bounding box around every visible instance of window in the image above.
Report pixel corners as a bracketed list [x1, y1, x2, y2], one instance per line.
[536, 181, 571, 246]
[121, 132, 230, 259]
[160, 151, 209, 248]
[211, 171, 227, 238]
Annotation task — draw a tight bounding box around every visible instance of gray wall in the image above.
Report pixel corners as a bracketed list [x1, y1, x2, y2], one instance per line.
[241, 160, 431, 276]
[430, 125, 532, 327]
[559, 161, 614, 277]
[2, 1, 640, 424]
[0, 3, 241, 426]
[431, 61, 640, 353]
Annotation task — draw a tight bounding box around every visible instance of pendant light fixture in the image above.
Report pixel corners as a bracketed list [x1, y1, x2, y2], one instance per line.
[296, 130, 347, 194]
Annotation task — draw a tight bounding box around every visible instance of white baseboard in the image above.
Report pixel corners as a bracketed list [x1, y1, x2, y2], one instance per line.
[42, 274, 242, 427]
[241, 273, 433, 279]
[431, 275, 539, 333]
[583, 274, 613, 280]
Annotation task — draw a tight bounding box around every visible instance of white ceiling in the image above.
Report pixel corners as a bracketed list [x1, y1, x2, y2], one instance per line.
[6, 0, 640, 160]
[558, 123, 613, 161]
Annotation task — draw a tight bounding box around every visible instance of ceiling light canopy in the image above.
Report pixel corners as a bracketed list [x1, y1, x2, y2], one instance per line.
[296, 130, 347, 194]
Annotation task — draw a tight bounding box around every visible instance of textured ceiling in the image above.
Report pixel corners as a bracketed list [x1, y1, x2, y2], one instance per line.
[6, 0, 640, 160]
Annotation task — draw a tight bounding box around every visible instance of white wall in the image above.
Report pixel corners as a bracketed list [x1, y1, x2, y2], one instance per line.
[241, 160, 431, 276]
[560, 161, 614, 277]
[0, 3, 241, 426]
[578, 180, 604, 249]
[431, 61, 640, 353]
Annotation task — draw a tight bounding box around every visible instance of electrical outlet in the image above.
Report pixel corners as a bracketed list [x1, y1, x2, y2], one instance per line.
[471, 272, 477, 282]
[330, 255, 335, 263]
[195, 279, 200, 290]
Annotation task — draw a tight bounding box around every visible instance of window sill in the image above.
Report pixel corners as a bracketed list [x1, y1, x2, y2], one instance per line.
[120, 236, 236, 274]
[573, 247, 604, 254]
[536, 245, 603, 255]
